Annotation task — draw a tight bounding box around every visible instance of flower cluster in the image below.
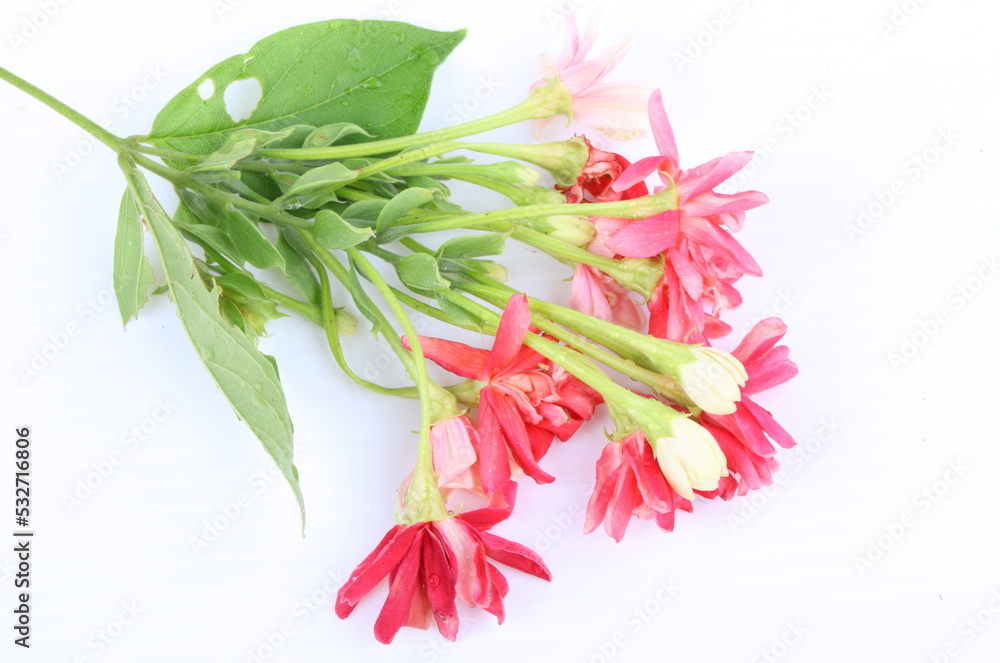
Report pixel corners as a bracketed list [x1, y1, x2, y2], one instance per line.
[335, 14, 797, 642]
[1, 6, 802, 648]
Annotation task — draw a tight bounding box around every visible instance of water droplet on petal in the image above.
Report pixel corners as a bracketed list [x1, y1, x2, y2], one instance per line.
[427, 574, 440, 587]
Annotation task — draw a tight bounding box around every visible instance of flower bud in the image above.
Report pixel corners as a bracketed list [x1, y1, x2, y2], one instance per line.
[506, 186, 568, 207]
[606, 390, 727, 499]
[485, 161, 541, 187]
[468, 138, 589, 187]
[648, 417, 727, 499]
[676, 347, 747, 415]
[526, 215, 595, 247]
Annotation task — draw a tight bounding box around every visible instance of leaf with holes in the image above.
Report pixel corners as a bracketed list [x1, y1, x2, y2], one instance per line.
[141, 20, 465, 156]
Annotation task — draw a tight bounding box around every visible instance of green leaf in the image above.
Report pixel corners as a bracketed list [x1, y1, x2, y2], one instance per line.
[436, 231, 510, 260]
[220, 297, 249, 333]
[190, 132, 258, 172]
[343, 199, 387, 222]
[312, 210, 373, 250]
[113, 190, 156, 325]
[217, 272, 267, 300]
[120, 161, 304, 528]
[376, 187, 435, 234]
[346, 257, 384, 337]
[179, 190, 285, 270]
[143, 20, 465, 154]
[435, 293, 485, 332]
[397, 253, 450, 292]
[302, 122, 374, 148]
[275, 162, 356, 209]
[178, 223, 239, 262]
[275, 229, 321, 304]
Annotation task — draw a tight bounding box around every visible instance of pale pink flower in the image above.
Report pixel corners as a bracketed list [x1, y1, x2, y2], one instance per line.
[530, 12, 652, 140]
[570, 264, 644, 330]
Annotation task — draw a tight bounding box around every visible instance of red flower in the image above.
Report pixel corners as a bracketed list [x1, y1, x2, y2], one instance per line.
[584, 432, 694, 542]
[410, 295, 602, 493]
[561, 140, 649, 331]
[559, 137, 649, 204]
[336, 486, 551, 643]
[698, 318, 798, 497]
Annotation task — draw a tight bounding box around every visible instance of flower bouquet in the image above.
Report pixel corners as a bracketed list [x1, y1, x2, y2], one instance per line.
[0, 12, 796, 643]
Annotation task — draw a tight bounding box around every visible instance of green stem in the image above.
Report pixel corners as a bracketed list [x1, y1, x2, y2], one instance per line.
[435, 289, 637, 404]
[0, 66, 125, 153]
[310, 251, 419, 398]
[254, 90, 560, 161]
[133, 144, 205, 163]
[258, 284, 322, 326]
[354, 141, 467, 181]
[452, 279, 691, 405]
[347, 249, 449, 523]
[439, 173, 526, 202]
[236, 160, 309, 175]
[378, 185, 677, 244]
[510, 226, 662, 298]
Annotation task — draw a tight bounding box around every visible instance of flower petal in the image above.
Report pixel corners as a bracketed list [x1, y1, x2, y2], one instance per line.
[680, 217, 762, 276]
[611, 155, 663, 192]
[406, 336, 488, 380]
[648, 89, 679, 169]
[484, 295, 532, 377]
[478, 531, 552, 581]
[605, 210, 680, 258]
[421, 533, 459, 641]
[481, 388, 555, 486]
[373, 529, 426, 644]
[678, 151, 755, 201]
[584, 442, 624, 534]
[476, 395, 514, 494]
[337, 524, 421, 613]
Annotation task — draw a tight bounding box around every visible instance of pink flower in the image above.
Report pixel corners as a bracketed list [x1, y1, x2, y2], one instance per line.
[558, 140, 648, 330]
[570, 264, 645, 330]
[397, 415, 484, 501]
[584, 432, 694, 542]
[531, 12, 652, 140]
[698, 318, 798, 497]
[599, 90, 769, 342]
[336, 486, 551, 643]
[409, 295, 602, 493]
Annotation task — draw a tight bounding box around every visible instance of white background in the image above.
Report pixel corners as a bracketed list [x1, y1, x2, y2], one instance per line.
[2, 0, 999, 661]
